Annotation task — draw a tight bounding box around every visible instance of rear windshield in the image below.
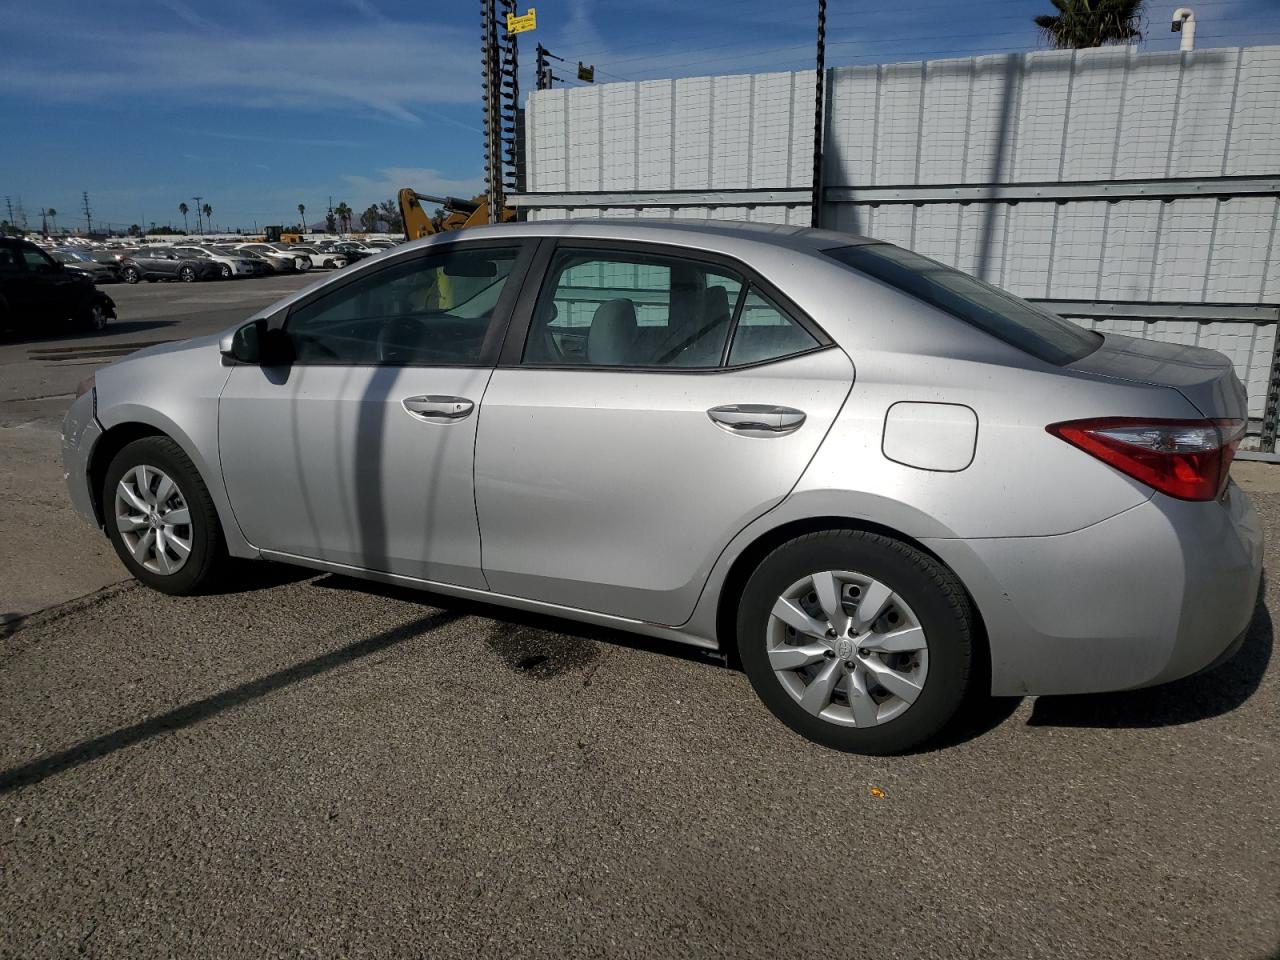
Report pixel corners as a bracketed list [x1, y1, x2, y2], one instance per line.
[824, 243, 1100, 365]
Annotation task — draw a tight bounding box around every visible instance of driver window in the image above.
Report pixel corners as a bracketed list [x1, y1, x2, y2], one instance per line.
[20, 246, 57, 271]
[285, 246, 520, 366]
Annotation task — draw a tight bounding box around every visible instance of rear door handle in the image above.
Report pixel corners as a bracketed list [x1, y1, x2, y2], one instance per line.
[402, 395, 475, 422]
[707, 404, 806, 437]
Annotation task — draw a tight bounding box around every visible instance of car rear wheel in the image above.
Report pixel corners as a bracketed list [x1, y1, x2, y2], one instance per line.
[103, 437, 226, 595]
[121, 266, 141, 283]
[179, 265, 197, 282]
[736, 530, 975, 755]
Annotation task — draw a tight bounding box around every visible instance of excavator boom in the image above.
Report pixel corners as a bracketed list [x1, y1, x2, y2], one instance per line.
[397, 187, 514, 240]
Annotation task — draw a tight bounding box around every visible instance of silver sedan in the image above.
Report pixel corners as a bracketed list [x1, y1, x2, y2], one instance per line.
[62, 220, 1262, 754]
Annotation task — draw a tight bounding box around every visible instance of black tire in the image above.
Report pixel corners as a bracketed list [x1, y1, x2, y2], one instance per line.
[219, 263, 232, 279]
[103, 437, 226, 595]
[179, 265, 197, 282]
[78, 298, 109, 332]
[121, 266, 141, 283]
[736, 530, 974, 755]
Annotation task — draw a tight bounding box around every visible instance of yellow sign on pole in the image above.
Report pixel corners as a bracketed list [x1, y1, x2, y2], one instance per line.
[507, 8, 536, 33]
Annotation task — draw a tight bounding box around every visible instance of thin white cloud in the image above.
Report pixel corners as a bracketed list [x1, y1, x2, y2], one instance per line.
[176, 129, 363, 149]
[157, 0, 224, 33]
[2, 5, 477, 123]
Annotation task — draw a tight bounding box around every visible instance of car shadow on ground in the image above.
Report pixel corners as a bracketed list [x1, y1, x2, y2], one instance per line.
[200, 559, 316, 596]
[311, 573, 732, 674]
[0, 319, 179, 345]
[1028, 585, 1272, 729]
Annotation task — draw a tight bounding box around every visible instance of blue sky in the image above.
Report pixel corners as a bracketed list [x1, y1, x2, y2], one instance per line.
[0, 0, 1274, 233]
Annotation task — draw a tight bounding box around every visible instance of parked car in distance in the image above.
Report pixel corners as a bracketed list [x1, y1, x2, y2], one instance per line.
[227, 246, 289, 274]
[283, 243, 347, 270]
[230, 244, 299, 273]
[91, 248, 134, 266]
[62, 220, 1260, 755]
[117, 247, 220, 283]
[332, 241, 376, 263]
[172, 244, 262, 279]
[239, 243, 308, 272]
[1, 237, 115, 333]
[53, 250, 121, 283]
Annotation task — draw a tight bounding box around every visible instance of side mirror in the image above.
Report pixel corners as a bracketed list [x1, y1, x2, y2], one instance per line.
[221, 319, 294, 365]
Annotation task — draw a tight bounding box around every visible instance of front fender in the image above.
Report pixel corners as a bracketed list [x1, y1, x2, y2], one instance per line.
[94, 344, 256, 559]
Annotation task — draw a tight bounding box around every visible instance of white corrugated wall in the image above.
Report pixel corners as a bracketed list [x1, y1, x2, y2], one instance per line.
[519, 45, 1280, 444]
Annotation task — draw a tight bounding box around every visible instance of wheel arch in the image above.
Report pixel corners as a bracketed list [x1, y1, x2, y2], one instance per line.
[712, 514, 990, 688]
[87, 418, 254, 559]
[87, 422, 167, 525]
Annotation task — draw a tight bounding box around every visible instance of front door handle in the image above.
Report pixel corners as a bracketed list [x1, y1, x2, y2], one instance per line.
[402, 395, 475, 422]
[707, 404, 807, 437]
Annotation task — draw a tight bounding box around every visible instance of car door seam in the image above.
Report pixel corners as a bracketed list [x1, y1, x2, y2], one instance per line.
[471, 366, 499, 592]
[672, 348, 859, 630]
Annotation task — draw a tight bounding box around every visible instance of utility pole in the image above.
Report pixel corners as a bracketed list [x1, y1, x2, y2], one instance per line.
[481, 0, 523, 222]
[192, 196, 204, 235]
[810, 0, 827, 228]
[535, 43, 564, 90]
[81, 191, 93, 235]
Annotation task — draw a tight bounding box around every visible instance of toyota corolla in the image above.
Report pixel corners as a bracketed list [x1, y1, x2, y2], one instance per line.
[62, 220, 1262, 754]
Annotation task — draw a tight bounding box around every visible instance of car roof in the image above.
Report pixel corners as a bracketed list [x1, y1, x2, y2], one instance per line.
[412, 217, 876, 256]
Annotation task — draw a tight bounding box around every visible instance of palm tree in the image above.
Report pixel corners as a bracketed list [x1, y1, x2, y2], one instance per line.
[1035, 0, 1143, 48]
[202, 203, 213, 233]
[297, 203, 306, 235]
[334, 202, 352, 234]
[179, 202, 189, 234]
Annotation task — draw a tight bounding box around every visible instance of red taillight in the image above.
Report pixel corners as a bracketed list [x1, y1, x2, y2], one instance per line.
[1047, 417, 1245, 501]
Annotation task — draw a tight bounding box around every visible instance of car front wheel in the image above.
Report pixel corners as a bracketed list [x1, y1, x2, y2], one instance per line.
[121, 266, 141, 283]
[737, 530, 975, 755]
[219, 263, 232, 279]
[103, 437, 226, 595]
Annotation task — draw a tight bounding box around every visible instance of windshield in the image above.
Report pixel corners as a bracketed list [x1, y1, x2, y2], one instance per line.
[823, 243, 1100, 366]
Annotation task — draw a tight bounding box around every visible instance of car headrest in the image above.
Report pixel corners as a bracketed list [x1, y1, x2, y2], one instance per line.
[587, 299, 638, 365]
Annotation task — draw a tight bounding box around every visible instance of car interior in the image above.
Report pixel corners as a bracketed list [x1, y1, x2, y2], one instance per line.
[285, 248, 517, 365]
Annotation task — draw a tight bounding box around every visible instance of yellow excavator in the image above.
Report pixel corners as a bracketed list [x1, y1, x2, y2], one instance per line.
[397, 188, 514, 240]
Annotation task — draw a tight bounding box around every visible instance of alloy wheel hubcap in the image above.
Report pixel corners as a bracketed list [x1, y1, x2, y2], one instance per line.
[114, 464, 192, 575]
[766, 570, 929, 727]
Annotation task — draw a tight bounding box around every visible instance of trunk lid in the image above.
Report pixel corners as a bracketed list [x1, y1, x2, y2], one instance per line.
[1068, 332, 1247, 420]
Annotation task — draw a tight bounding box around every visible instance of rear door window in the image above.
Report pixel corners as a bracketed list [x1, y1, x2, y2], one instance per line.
[522, 249, 744, 368]
[824, 243, 1100, 365]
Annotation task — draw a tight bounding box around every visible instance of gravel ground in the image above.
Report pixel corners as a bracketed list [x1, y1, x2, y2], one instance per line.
[1, 498, 1276, 959]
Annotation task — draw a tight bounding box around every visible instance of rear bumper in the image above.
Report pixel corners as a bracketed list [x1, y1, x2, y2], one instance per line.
[926, 482, 1263, 696]
[61, 389, 102, 526]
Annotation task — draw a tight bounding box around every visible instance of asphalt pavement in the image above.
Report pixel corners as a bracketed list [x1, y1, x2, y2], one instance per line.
[0, 274, 314, 622]
[0, 278, 1277, 959]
